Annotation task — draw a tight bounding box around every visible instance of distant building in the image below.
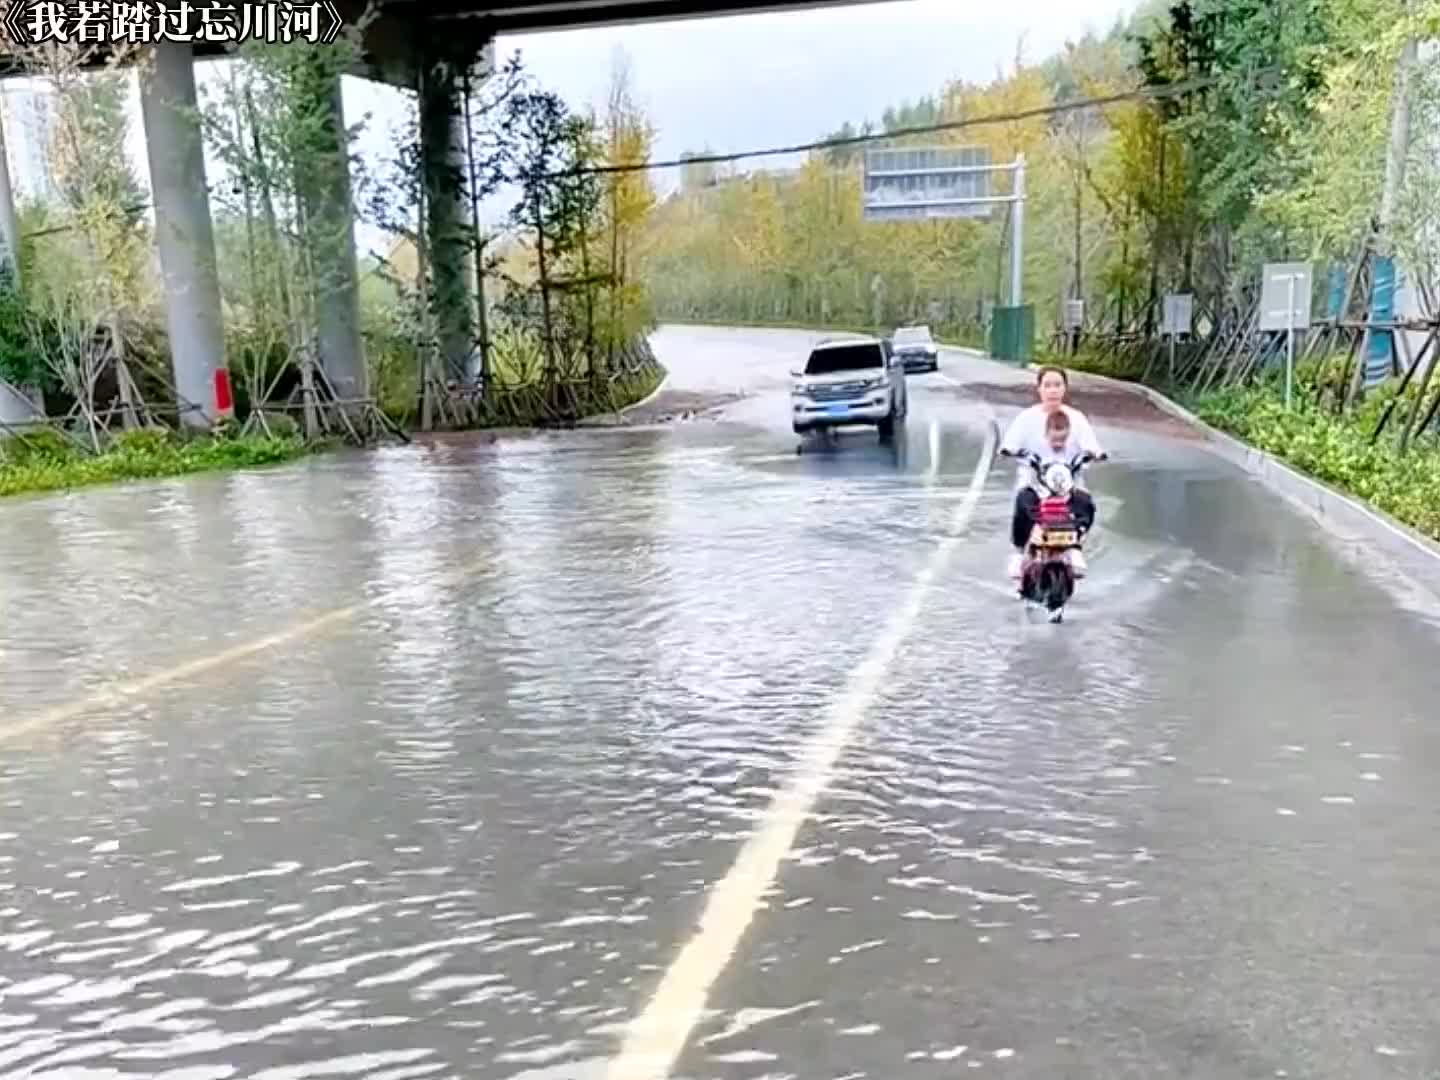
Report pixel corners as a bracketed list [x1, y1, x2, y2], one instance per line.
[680, 151, 722, 194]
[1, 81, 58, 202]
[679, 153, 711, 193]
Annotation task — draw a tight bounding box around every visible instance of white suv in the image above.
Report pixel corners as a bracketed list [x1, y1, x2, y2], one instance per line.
[791, 336, 909, 441]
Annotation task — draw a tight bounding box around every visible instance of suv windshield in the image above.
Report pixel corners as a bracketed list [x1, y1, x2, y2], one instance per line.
[805, 343, 884, 375]
[894, 327, 931, 345]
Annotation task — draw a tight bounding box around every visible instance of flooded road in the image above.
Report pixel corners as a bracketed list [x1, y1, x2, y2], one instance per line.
[1, 325, 1438, 1078]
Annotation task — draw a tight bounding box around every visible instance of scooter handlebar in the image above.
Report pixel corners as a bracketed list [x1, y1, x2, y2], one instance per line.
[1002, 449, 1111, 470]
[1068, 451, 1110, 469]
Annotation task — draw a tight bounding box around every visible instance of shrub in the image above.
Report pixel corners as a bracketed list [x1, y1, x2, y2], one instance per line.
[0, 427, 76, 463]
[1190, 384, 1440, 542]
[0, 427, 309, 499]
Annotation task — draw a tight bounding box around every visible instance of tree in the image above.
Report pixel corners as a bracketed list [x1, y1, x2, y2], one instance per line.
[496, 87, 603, 369]
[601, 51, 657, 363]
[14, 39, 155, 431]
[640, 0, 1439, 354]
[50, 71, 145, 221]
[199, 24, 374, 426]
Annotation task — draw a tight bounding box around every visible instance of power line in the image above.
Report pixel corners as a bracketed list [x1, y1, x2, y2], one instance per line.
[561, 69, 1273, 178]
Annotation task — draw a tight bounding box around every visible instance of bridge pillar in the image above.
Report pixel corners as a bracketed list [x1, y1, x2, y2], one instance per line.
[418, 56, 477, 385]
[294, 63, 367, 401]
[139, 40, 228, 428]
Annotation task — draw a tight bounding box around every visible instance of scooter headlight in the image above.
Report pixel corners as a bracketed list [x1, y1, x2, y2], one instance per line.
[1043, 463, 1074, 495]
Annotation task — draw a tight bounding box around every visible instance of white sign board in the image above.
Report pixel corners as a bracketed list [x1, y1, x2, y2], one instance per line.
[1162, 293, 1193, 336]
[1063, 299, 1084, 330]
[863, 146, 994, 221]
[1260, 263, 1313, 332]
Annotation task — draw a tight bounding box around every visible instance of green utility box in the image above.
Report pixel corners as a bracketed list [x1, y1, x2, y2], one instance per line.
[989, 305, 1035, 364]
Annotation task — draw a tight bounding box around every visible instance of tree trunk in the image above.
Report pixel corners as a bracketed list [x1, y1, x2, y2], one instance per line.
[578, 197, 596, 378]
[227, 72, 261, 321]
[534, 189, 555, 377]
[1146, 127, 1166, 338]
[1118, 194, 1132, 332]
[111, 310, 137, 430]
[608, 180, 621, 370]
[245, 85, 295, 337]
[462, 71, 490, 388]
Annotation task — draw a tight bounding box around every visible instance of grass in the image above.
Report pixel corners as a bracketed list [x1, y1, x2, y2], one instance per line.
[0, 426, 314, 500]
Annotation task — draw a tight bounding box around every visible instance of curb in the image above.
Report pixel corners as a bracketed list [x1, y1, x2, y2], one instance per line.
[616, 368, 672, 416]
[1070, 367, 1440, 599]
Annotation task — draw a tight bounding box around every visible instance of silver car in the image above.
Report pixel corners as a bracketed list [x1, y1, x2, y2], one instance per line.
[892, 325, 939, 372]
[791, 337, 909, 441]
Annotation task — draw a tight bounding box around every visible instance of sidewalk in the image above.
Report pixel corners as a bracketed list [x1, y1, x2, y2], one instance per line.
[931, 345, 1203, 440]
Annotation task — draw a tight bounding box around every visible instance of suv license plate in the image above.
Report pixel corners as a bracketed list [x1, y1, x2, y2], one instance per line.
[823, 405, 850, 415]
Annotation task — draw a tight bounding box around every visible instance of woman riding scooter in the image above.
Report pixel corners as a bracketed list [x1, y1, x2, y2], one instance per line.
[998, 366, 1107, 580]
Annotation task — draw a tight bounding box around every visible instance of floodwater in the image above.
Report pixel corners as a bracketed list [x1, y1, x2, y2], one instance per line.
[0, 325, 1437, 1079]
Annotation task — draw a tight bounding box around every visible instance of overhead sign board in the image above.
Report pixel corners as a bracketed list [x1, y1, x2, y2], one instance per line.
[862, 146, 994, 221]
[1260, 262, 1313, 332]
[1162, 293, 1193, 336]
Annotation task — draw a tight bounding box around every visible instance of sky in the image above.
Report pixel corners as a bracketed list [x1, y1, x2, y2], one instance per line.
[5, 0, 1136, 261]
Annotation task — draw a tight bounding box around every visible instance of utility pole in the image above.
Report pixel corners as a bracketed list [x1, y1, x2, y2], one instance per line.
[1010, 153, 1026, 307]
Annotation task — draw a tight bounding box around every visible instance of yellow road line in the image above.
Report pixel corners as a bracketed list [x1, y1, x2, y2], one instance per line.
[0, 555, 489, 746]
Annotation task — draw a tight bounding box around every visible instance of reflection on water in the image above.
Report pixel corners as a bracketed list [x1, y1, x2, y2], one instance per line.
[0, 421, 985, 1077]
[1, 383, 1439, 1078]
[661, 429, 1440, 1080]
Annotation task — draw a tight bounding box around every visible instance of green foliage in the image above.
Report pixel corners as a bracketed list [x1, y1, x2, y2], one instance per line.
[1065, 338, 1440, 541]
[642, 36, 1127, 335]
[1189, 384, 1440, 540]
[199, 29, 376, 416]
[0, 286, 46, 390]
[642, 0, 1437, 346]
[0, 428, 309, 499]
[0, 427, 74, 464]
[50, 70, 147, 221]
[1135, 0, 1332, 229]
[1052, 341, 1152, 381]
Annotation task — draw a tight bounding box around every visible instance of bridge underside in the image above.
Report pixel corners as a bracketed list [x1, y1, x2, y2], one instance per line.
[3, 0, 884, 85]
[382, 0, 887, 35]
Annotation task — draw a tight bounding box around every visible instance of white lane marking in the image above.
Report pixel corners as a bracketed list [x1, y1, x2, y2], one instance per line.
[927, 418, 941, 482]
[604, 410, 999, 1080]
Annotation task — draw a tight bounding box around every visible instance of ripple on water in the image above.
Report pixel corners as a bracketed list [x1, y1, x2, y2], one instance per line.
[0, 415, 1282, 1078]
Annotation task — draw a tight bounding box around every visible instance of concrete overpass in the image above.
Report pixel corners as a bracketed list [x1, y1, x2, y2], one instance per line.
[0, 0, 889, 428]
